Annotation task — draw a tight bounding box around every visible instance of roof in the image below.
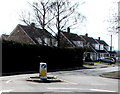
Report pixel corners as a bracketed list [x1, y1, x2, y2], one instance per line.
[96, 39, 109, 46]
[1, 34, 9, 39]
[96, 50, 107, 53]
[18, 24, 53, 40]
[81, 35, 98, 44]
[62, 32, 83, 41]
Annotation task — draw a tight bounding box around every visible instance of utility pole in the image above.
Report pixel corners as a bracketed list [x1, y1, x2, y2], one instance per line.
[110, 34, 112, 57]
[110, 34, 112, 52]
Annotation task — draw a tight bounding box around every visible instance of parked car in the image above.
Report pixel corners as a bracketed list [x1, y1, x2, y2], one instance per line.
[116, 57, 120, 62]
[97, 57, 116, 64]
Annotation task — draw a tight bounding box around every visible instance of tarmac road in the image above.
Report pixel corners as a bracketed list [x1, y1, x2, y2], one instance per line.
[0, 65, 119, 93]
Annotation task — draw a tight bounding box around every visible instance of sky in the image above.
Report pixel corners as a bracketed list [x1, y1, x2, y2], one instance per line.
[0, 0, 119, 50]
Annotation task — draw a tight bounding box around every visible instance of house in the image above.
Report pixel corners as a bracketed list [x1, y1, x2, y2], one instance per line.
[60, 28, 84, 47]
[80, 34, 98, 61]
[95, 37, 110, 58]
[0, 34, 9, 40]
[96, 37, 116, 58]
[60, 29, 115, 61]
[7, 23, 56, 46]
[80, 34, 116, 61]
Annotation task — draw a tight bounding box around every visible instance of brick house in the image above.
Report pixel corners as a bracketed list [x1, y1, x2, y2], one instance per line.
[0, 34, 9, 40]
[7, 23, 56, 46]
[80, 34, 116, 61]
[60, 30, 116, 61]
[95, 37, 110, 58]
[59, 28, 84, 47]
[80, 34, 98, 61]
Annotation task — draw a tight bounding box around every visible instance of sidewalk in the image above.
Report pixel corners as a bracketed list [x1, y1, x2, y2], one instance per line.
[100, 71, 120, 79]
[84, 62, 120, 79]
[84, 62, 112, 69]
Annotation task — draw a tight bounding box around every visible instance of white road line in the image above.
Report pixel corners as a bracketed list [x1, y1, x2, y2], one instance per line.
[0, 90, 12, 93]
[90, 89, 116, 92]
[51, 75, 78, 85]
[48, 87, 78, 90]
[6, 80, 12, 84]
[6, 77, 26, 84]
[62, 80, 78, 85]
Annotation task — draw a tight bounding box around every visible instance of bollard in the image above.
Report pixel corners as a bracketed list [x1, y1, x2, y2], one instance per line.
[39, 62, 47, 80]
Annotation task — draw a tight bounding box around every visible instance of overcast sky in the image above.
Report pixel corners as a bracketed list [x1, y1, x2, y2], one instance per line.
[0, 0, 119, 50]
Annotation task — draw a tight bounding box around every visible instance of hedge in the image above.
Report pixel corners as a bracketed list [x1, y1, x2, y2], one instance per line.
[2, 40, 85, 74]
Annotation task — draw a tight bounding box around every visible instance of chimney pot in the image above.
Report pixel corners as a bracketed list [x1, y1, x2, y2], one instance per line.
[67, 27, 70, 33]
[98, 37, 100, 40]
[85, 33, 88, 37]
[30, 23, 35, 27]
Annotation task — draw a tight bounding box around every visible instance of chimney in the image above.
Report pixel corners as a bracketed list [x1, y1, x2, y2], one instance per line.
[67, 27, 70, 33]
[85, 33, 88, 37]
[98, 37, 100, 40]
[30, 23, 35, 28]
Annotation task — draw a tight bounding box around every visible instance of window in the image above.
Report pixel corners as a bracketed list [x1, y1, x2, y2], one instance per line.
[44, 38, 50, 46]
[73, 41, 83, 47]
[94, 44, 99, 50]
[100, 44, 104, 50]
[36, 38, 42, 45]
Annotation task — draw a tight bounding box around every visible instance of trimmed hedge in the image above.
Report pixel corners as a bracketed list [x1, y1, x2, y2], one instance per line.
[2, 40, 85, 73]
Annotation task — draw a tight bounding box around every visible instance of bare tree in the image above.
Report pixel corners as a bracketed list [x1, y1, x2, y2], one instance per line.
[106, 1, 119, 33]
[49, 0, 85, 47]
[19, 0, 86, 47]
[31, 0, 56, 30]
[20, 0, 55, 30]
[19, 11, 32, 26]
[107, 13, 118, 33]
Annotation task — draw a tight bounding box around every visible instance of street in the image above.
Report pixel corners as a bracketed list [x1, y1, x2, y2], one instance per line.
[0, 65, 119, 93]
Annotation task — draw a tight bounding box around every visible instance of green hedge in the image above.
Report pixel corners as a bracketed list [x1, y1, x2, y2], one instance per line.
[2, 40, 85, 73]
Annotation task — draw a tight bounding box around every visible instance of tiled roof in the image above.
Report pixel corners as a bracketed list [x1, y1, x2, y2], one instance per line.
[80, 35, 98, 44]
[19, 24, 53, 40]
[1, 34, 9, 39]
[96, 50, 107, 53]
[96, 39, 108, 46]
[62, 32, 83, 41]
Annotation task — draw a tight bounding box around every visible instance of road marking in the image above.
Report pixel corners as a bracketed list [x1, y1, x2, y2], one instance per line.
[91, 83, 106, 85]
[0, 90, 12, 93]
[62, 80, 78, 85]
[6, 80, 12, 84]
[6, 77, 26, 84]
[48, 87, 78, 90]
[51, 76, 78, 85]
[90, 89, 116, 92]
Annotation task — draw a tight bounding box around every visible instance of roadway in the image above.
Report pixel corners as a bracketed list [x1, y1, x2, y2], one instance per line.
[0, 65, 119, 93]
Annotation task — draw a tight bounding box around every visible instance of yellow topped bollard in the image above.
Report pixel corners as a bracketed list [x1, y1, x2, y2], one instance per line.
[39, 62, 47, 80]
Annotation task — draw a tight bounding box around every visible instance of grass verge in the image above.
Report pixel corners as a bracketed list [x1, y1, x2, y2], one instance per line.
[83, 64, 94, 66]
[96, 62, 111, 65]
[116, 62, 120, 64]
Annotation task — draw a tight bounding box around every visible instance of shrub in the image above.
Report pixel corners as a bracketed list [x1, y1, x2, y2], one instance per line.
[2, 40, 85, 73]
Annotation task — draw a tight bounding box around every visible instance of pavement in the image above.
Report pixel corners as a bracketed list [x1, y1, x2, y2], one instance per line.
[84, 62, 120, 79]
[84, 62, 114, 69]
[100, 71, 120, 79]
